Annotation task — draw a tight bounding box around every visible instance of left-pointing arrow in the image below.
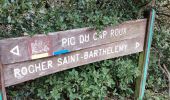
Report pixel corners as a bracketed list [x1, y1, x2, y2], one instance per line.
[10, 45, 20, 56]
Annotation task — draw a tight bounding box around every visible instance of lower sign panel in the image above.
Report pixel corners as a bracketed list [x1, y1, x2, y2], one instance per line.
[3, 36, 145, 87]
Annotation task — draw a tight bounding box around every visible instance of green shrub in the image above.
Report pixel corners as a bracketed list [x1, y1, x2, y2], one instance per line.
[0, 0, 169, 99]
[7, 56, 140, 99]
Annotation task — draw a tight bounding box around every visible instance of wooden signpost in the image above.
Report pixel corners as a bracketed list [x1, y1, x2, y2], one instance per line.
[4, 37, 144, 87]
[0, 19, 146, 64]
[0, 17, 155, 100]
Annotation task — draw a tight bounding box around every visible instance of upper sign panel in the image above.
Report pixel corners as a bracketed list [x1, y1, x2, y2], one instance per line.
[0, 19, 147, 64]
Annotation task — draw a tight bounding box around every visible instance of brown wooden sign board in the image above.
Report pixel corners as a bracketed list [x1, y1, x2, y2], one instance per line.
[0, 19, 148, 100]
[0, 19, 147, 64]
[3, 36, 145, 87]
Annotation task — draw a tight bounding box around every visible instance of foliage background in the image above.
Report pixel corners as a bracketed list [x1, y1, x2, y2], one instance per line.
[0, 0, 169, 99]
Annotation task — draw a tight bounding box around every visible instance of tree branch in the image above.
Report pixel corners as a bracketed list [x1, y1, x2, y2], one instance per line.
[158, 55, 169, 78]
[157, 12, 170, 17]
[163, 64, 170, 78]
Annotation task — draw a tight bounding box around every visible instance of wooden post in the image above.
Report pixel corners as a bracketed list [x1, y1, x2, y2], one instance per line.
[135, 1, 156, 99]
[0, 61, 7, 100]
[135, 52, 144, 99]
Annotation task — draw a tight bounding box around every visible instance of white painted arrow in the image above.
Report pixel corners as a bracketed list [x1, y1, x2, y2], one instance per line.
[135, 42, 140, 49]
[10, 45, 20, 56]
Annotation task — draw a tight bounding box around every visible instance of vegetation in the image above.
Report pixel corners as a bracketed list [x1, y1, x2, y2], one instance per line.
[0, 0, 169, 99]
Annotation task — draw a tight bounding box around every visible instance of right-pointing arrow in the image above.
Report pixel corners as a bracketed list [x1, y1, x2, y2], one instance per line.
[136, 42, 140, 49]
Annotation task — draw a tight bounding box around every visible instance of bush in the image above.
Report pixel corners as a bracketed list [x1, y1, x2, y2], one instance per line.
[0, 0, 169, 99]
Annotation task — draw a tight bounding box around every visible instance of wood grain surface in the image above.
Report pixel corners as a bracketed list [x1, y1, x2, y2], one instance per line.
[3, 35, 145, 87]
[0, 19, 147, 64]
